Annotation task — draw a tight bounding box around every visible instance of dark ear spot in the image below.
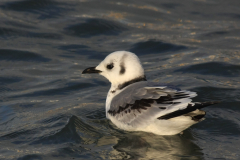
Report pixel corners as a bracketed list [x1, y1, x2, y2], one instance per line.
[120, 64, 125, 75]
[119, 54, 127, 75]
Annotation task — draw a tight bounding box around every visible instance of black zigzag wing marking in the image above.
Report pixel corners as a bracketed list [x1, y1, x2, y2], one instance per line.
[108, 91, 195, 117]
[108, 92, 191, 117]
[157, 101, 220, 120]
[108, 99, 155, 116]
[155, 93, 190, 104]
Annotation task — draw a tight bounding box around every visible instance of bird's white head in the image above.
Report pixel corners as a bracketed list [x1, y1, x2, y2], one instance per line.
[82, 51, 145, 88]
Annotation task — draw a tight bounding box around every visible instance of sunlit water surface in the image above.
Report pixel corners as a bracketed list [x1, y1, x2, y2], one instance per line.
[0, 0, 240, 159]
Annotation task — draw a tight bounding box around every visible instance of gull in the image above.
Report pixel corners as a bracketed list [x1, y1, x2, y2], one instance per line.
[82, 51, 219, 135]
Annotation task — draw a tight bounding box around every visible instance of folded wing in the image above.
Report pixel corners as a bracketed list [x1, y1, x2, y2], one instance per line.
[107, 81, 198, 128]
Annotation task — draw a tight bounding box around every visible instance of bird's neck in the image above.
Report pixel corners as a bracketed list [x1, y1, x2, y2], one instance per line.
[118, 76, 147, 90]
[110, 75, 147, 93]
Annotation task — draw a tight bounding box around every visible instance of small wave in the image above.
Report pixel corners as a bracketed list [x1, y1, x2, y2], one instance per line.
[0, 76, 22, 85]
[86, 108, 106, 120]
[0, 27, 62, 40]
[0, 128, 36, 141]
[64, 18, 127, 38]
[191, 86, 240, 102]
[0, 49, 50, 62]
[58, 44, 106, 60]
[38, 114, 66, 124]
[10, 82, 96, 98]
[31, 115, 101, 145]
[130, 39, 187, 55]
[0, 0, 71, 19]
[175, 62, 240, 77]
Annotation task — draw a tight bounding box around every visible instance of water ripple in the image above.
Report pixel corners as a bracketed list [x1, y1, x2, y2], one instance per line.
[10, 82, 96, 98]
[0, 49, 50, 62]
[0, 0, 240, 159]
[31, 115, 101, 145]
[130, 39, 187, 55]
[175, 62, 240, 77]
[0, 27, 62, 40]
[64, 18, 127, 38]
[0, 0, 71, 19]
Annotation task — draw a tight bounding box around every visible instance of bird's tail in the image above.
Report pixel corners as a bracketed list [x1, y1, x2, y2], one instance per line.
[157, 101, 220, 120]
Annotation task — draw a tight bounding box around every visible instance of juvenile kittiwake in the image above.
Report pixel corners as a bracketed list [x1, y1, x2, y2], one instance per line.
[82, 51, 219, 135]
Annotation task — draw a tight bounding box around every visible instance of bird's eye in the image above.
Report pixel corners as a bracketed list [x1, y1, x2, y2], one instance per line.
[107, 63, 114, 69]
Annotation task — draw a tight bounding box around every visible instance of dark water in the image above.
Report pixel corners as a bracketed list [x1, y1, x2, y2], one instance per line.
[0, 0, 240, 159]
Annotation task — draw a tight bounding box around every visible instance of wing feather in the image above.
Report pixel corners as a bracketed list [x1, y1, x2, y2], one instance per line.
[107, 81, 197, 128]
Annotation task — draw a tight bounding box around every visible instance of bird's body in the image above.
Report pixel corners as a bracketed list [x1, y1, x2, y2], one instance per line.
[82, 51, 219, 135]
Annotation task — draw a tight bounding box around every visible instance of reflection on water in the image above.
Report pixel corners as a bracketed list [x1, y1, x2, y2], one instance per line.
[0, 0, 240, 159]
[112, 132, 203, 160]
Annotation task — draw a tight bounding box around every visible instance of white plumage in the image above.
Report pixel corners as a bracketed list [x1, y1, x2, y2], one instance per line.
[82, 51, 219, 135]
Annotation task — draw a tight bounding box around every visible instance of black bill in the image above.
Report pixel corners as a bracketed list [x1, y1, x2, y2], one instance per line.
[82, 67, 102, 74]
